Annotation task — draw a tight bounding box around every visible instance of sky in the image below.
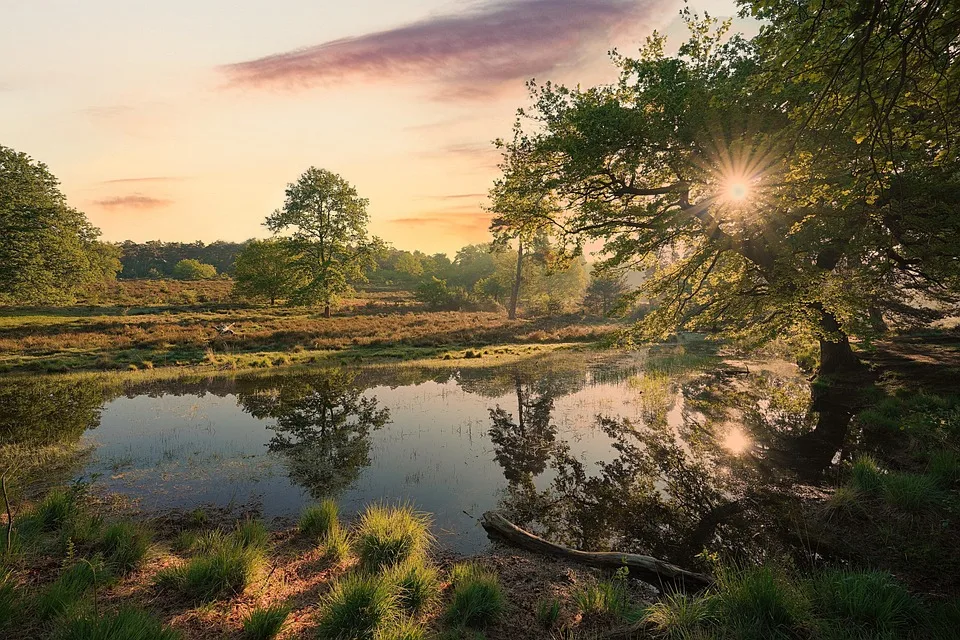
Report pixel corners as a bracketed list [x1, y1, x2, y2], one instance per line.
[1, 0, 752, 255]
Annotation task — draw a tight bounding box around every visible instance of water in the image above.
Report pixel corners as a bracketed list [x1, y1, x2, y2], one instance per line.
[1, 347, 851, 560]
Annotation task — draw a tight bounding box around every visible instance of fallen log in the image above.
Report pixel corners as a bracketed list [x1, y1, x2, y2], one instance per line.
[480, 511, 712, 592]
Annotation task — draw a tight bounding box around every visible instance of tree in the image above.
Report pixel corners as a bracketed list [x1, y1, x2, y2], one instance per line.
[172, 258, 217, 280]
[490, 9, 960, 375]
[232, 238, 303, 305]
[0, 145, 119, 304]
[266, 168, 382, 316]
[584, 273, 629, 316]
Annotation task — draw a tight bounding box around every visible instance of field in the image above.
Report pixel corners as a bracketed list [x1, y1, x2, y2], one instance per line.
[0, 280, 620, 373]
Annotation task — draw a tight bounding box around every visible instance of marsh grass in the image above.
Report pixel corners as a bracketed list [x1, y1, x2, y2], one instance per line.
[572, 570, 631, 621]
[54, 606, 182, 640]
[155, 540, 263, 602]
[299, 500, 339, 540]
[37, 558, 106, 620]
[374, 618, 427, 640]
[234, 519, 269, 551]
[98, 521, 151, 574]
[388, 560, 440, 614]
[445, 562, 505, 628]
[316, 573, 398, 640]
[355, 503, 432, 573]
[535, 597, 562, 627]
[808, 569, 920, 637]
[241, 603, 290, 640]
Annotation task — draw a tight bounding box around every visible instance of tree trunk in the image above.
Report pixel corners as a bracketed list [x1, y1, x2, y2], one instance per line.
[323, 302, 331, 318]
[508, 239, 523, 320]
[817, 308, 861, 375]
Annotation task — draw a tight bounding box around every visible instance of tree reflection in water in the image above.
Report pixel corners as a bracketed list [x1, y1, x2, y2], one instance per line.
[237, 369, 389, 499]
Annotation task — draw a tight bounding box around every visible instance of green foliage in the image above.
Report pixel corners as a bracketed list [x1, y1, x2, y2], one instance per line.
[98, 521, 151, 574]
[29, 488, 77, 533]
[809, 570, 920, 638]
[241, 603, 290, 640]
[37, 558, 106, 620]
[0, 570, 18, 629]
[583, 273, 630, 317]
[299, 500, 340, 540]
[265, 167, 383, 311]
[316, 573, 398, 640]
[373, 618, 426, 640]
[388, 560, 440, 614]
[710, 565, 809, 640]
[535, 597, 562, 627]
[643, 591, 715, 639]
[322, 524, 353, 563]
[232, 238, 304, 305]
[171, 259, 217, 281]
[0, 144, 119, 305]
[234, 519, 269, 551]
[414, 277, 474, 311]
[849, 456, 883, 494]
[54, 607, 182, 640]
[156, 541, 263, 602]
[445, 562, 505, 628]
[355, 503, 432, 573]
[572, 569, 630, 621]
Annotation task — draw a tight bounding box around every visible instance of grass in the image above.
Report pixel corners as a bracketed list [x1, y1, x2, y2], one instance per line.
[321, 523, 353, 563]
[54, 607, 182, 640]
[643, 592, 716, 639]
[155, 540, 264, 602]
[0, 570, 18, 629]
[234, 518, 270, 550]
[355, 503, 432, 573]
[711, 564, 809, 640]
[445, 562, 505, 629]
[37, 558, 106, 620]
[535, 597, 561, 628]
[98, 521, 151, 574]
[241, 603, 290, 640]
[572, 570, 631, 622]
[299, 500, 340, 540]
[316, 573, 399, 640]
[27, 488, 77, 533]
[388, 560, 440, 614]
[809, 569, 920, 637]
[374, 618, 427, 640]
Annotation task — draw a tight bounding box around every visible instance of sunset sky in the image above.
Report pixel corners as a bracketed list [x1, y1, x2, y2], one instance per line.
[1, 0, 751, 255]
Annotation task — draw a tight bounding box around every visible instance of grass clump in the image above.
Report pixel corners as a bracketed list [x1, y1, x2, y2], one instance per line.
[643, 591, 715, 639]
[389, 560, 440, 614]
[710, 565, 809, 640]
[849, 456, 883, 494]
[880, 471, 942, 513]
[573, 569, 630, 621]
[300, 500, 340, 540]
[156, 542, 263, 602]
[374, 618, 427, 640]
[54, 607, 182, 640]
[445, 562, 505, 628]
[356, 503, 432, 573]
[316, 573, 399, 640]
[928, 450, 960, 487]
[234, 518, 270, 550]
[322, 523, 353, 563]
[536, 597, 562, 627]
[37, 558, 106, 620]
[29, 488, 77, 533]
[98, 521, 151, 574]
[0, 570, 19, 629]
[241, 603, 290, 640]
[809, 569, 920, 637]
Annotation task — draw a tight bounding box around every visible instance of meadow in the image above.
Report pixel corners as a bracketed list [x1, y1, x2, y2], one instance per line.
[0, 280, 620, 373]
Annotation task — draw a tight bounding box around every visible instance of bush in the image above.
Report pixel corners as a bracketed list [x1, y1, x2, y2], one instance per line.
[445, 562, 505, 628]
[99, 521, 151, 574]
[388, 561, 440, 614]
[172, 259, 217, 281]
[316, 573, 398, 640]
[241, 603, 290, 640]
[355, 503, 432, 573]
[55, 607, 181, 640]
[299, 500, 340, 540]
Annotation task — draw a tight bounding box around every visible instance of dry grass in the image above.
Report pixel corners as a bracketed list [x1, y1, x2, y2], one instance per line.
[0, 282, 619, 373]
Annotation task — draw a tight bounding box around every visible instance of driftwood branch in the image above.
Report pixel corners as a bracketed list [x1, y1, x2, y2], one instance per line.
[480, 511, 712, 592]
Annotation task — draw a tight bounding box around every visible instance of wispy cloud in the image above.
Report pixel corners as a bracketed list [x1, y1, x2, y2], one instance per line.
[100, 176, 184, 185]
[389, 211, 493, 236]
[92, 194, 173, 209]
[221, 0, 657, 99]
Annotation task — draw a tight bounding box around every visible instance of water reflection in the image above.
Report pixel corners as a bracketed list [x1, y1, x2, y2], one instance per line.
[488, 373, 558, 482]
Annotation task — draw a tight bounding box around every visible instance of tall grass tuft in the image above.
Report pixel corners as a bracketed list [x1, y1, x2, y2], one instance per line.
[0, 570, 18, 629]
[234, 518, 270, 551]
[374, 618, 427, 640]
[241, 603, 290, 640]
[643, 592, 715, 639]
[928, 450, 960, 487]
[99, 521, 151, 574]
[536, 597, 562, 628]
[29, 488, 76, 533]
[849, 456, 883, 494]
[880, 471, 941, 512]
[156, 542, 263, 602]
[711, 565, 808, 640]
[54, 606, 182, 640]
[445, 562, 505, 628]
[316, 573, 398, 640]
[573, 570, 630, 621]
[388, 560, 440, 614]
[37, 558, 106, 620]
[356, 503, 432, 573]
[299, 500, 340, 540]
[321, 523, 353, 563]
[809, 569, 920, 636]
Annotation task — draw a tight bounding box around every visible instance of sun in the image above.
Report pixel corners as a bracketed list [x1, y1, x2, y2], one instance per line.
[727, 180, 749, 202]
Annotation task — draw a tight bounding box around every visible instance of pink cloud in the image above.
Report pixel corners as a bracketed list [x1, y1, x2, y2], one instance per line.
[221, 0, 659, 99]
[93, 194, 173, 209]
[389, 211, 494, 236]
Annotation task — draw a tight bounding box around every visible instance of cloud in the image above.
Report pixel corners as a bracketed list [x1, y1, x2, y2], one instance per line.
[221, 0, 656, 99]
[92, 194, 173, 210]
[100, 176, 184, 185]
[389, 211, 494, 236]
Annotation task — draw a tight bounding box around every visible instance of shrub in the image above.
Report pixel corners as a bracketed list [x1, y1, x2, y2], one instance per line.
[299, 500, 339, 540]
[156, 543, 263, 602]
[37, 559, 105, 620]
[316, 573, 398, 640]
[99, 521, 151, 574]
[809, 569, 920, 637]
[172, 259, 217, 281]
[355, 503, 432, 573]
[55, 607, 181, 640]
[445, 562, 505, 628]
[241, 603, 290, 640]
[389, 561, 440, 614]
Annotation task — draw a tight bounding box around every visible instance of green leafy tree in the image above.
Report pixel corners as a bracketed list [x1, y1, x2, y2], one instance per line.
[584, 273, 630, 317]
[266, 168, 383, 316]
[172, 258, 217, 280]
[232, 238, 303, 305]
[491, 9, 960, 374]
[0, 145, 119, 304]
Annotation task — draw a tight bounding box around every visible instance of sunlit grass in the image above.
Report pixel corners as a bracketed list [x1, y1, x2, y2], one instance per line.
[241, 603, 290, 640]
[355, 503, 432, 573]
[572, 572, 631, 621]
[316, 573, 399, 640]
[98, 520, 151, 574]
[55, 606, 182, 640]
[155, 541, 264, 602]
[388, 560, 440, 614]
[445, 562, 505, 628]
[299, 500, 340, 540]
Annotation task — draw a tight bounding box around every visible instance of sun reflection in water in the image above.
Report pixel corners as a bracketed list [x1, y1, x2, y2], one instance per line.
[722, 427, 752, 455]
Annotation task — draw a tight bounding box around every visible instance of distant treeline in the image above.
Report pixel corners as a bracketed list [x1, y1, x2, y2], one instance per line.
[117, 241, 247, 279]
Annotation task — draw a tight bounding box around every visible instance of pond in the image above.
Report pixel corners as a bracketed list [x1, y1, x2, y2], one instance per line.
[0, 345, 857, 561]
